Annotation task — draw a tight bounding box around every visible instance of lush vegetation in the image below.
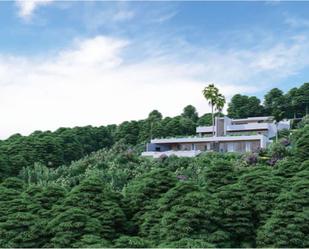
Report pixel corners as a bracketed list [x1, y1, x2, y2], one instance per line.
[1, 83, 307, 180]
[227, 83, 309, 120]
[0, 83, 308, 248]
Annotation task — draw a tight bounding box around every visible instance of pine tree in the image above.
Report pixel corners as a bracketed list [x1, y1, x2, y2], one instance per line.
[203, 159, 237, 192]
[239, 167, 283, 230]
[141, 181, 214, 246]
[159, 238, 215, 248]
[0, 191, 42, 248]
[257, 168, 309, 247]
[212, 183, 255, 247]
[48, 174, 126, 246]
[123, 167, 177, 234]
[114, 235, 153, 248]
[47, 207, 100, 247]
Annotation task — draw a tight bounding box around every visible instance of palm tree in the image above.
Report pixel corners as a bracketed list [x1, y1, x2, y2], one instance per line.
[216, 93, 226, 114]
[202, 84, 226, 136]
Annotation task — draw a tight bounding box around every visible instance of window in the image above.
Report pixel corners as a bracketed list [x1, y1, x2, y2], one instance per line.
[227, 143, 234, 152]
[245, 142, 251, 152]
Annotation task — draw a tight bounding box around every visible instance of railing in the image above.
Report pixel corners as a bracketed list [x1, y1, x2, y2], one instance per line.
[196, 126, 214, 133]
[226, 131, 262, 136]
[152, 134, 211, 140]
[227, 123, 269, 131]
[141, 150, 202, 158]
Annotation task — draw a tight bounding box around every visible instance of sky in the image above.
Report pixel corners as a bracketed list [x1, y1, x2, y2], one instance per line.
[1, 1, 309, 139]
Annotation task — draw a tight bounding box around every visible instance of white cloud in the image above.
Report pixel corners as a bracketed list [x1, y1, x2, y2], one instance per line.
[151, 11, 177, 23]
[1, 34, 309, 139]
[16, 0, 53, 19]
[83, 6, 136, 31]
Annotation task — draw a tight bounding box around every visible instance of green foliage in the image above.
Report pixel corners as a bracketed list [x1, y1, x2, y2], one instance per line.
[0, 85, 308, 247]
[124, 168, 177, 222]
[227, 94, 265, 118]
[0, 190, 43, 248]
[278, 128, 290, 139]
[114, 236, 153, 248]
[197, 112, 223, 126]
[0, 126, 113, 178]
[0, 141, 307, 248]
[264, 88, 286, 118]
[150, 182, 213, 243]
[256, 167, 309, 247]
[228, 82, 309, 119]
[182, 105, 199, 123]
[47, 207, 100, 248]
[159, 238, 215, 248]
[212, 183, 255, 247]
[294, 124, 309, 160]
[238, 167, 283, 232]
[203, 159, 237, 192]
[267, 141, 290, 165]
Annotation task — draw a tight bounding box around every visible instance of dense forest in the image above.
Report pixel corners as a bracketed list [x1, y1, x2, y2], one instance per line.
[0, 83, 308, 248]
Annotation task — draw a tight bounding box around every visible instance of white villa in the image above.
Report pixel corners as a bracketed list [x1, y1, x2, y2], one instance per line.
[142, 116, 290, 158]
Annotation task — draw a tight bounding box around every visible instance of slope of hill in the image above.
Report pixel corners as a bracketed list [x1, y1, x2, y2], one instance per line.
[0, 117, 308, 248]
[0, 83, 308, 247]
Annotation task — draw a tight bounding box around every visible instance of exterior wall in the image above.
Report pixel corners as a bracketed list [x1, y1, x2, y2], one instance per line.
[148, 140, 262, 153]
[151, 135, 266, 144]
[146, 143, 171, 152]
[196, 126, 214, 133]
[171, 144, 179, 151]
[195, 142, 211, 151]
[198, 133, 213, 137]
[226, 130, 268, 136]
[219, 140, 261, 153]
[171, 142, 211, 151]
[231, 116, 273, 124]
[142, 150, 201, 158]
[227, 123, 270, 132]
[180, 143, 194, 151]
[278, 120, 290, 130]
[216, 117, 225, 136]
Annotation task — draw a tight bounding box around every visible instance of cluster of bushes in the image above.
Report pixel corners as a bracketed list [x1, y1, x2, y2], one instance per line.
[227, 82, 309, 120]
[0, 120, 308, 248]
[0, 83, 308, 247]
[0, 104, 211, 180]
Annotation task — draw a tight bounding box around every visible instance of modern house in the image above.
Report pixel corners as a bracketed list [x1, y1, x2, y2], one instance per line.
[142, 116, 290, 158]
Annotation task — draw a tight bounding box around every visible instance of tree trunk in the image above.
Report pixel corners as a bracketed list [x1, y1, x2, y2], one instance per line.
[150, 122, 153, 140]
[276, 122, 279, 142]
[212, 105, 215, 137]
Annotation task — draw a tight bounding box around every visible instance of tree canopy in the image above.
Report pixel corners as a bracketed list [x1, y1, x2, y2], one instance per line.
[0, 83, 308, 248]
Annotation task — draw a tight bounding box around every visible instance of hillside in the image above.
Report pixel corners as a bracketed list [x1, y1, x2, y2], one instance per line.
[1, 83, 308, 179]
[0, 118, 308, 247]
[0, 83, 308, 247]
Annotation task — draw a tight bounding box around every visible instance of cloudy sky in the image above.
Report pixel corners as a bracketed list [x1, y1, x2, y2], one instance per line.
[1, 1, 309, 139]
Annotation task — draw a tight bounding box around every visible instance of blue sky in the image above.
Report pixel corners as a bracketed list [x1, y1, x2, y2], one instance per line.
[1, 1, 309, 138]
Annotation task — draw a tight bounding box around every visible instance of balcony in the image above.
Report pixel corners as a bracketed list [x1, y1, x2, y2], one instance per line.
[141, 150, 202, 158]
[227, 123, 269, 131]
[196, 126, 214, 133]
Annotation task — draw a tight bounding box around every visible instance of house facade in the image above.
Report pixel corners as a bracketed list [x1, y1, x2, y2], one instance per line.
[142, 116, 290, 158]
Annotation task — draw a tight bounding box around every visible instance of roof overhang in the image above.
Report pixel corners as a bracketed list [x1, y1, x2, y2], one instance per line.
[151, 135, 266, 144]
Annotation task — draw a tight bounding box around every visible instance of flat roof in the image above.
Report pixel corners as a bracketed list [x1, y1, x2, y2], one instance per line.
[232, 116, 273, 122]
[151, 135, 265, 144]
